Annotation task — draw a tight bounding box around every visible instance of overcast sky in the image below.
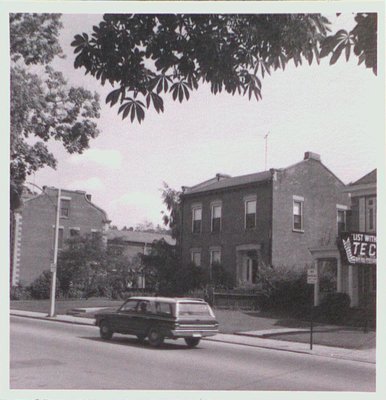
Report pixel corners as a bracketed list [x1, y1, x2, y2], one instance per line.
[27, 11, 381, 229]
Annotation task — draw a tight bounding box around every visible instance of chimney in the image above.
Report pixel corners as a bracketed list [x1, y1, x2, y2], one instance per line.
[304, 151, 321, 162]
[86, 194, 92, 201]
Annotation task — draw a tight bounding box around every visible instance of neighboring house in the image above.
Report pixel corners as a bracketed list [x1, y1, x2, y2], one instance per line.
[11, 187, 110, 287]
[180, 151, 350, 290]
[310, 170, 377, 307]
[107, 230, 175, 288]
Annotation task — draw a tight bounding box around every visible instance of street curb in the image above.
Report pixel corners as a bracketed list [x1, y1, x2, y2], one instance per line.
[10, 311, 376, 365]
[204, 337, 376, 365]
[10, 311, 95, 326]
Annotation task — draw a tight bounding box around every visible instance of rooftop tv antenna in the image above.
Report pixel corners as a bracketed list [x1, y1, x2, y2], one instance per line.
[264, 131, 270, 170]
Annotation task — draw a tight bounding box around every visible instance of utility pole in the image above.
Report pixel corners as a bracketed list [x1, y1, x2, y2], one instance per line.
[26, 182, 60, 317]
[264, 131, 270, 170]
[49, 187, 61, 317]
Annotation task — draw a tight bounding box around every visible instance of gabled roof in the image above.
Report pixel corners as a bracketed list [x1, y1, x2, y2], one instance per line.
[107, 230, 175, 246]
[183, 170, 273, 195]
[350, 169, 377, 186]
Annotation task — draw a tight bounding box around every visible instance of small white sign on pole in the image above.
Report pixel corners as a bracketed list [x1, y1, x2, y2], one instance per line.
[307, 268, 318, 284]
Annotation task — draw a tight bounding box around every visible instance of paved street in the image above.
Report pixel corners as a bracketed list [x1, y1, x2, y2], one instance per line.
[10, 316, 375, 391]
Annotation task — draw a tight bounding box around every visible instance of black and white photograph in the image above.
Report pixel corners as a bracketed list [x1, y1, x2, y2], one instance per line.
[2, 0, 384, 397]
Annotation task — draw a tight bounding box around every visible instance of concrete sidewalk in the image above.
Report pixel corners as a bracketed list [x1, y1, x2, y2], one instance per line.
[10, 309, 375, 364]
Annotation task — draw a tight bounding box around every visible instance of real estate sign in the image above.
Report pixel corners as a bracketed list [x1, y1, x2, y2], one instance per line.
[340, 232, 376, 265]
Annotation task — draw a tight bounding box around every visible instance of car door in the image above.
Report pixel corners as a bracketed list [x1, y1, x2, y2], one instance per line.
[113, 299, 139, 333]
[131, 300, 153, 335]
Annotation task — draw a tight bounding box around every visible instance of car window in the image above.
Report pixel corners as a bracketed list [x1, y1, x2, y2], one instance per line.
[178, 303, 212, 316]
[119, 299, 139, 312]
[155, 302, 172, 316]
[137, 301, 149, 314]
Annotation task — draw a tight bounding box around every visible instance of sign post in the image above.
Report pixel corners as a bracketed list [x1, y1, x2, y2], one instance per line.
[307, 268, 318, 350]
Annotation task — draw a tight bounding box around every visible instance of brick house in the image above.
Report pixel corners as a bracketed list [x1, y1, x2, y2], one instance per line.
[310, 169, 377, 307]
[107, 230, 175, 288]
[180, 152, 350, 289]
[11, 187, 110, 287]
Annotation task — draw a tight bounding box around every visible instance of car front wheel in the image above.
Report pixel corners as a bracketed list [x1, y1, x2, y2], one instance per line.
[100, 321, 113, 340]
[184, 337, 201, 348]
[148, 327, 164, 347]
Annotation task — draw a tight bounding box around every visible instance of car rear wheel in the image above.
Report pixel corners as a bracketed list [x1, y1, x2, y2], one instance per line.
[184, 337, 201, 348]
[100, 321, 113, 340]
[148, 327, 164, 347]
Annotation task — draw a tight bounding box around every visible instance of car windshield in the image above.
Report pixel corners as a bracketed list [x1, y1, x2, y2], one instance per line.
[178, 303, 212, 316]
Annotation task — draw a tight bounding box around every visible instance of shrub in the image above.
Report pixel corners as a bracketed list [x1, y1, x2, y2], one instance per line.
[28, 270, 59, 299]
[317, 292, 351, 323]
[257, 265, 313, 317]
[10, 284, 31, 300]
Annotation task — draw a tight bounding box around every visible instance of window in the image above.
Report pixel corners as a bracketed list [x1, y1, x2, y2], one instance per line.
[120, 299, 139, 312]
[70, 228, 80, 237]
[191, 249, 202, 266]
[211, 203, 222, 232]
[53, 227, 64, 250]
[337, 206, 348, 235]
[245, 199, 256, 229]
[293, 196, 304, 231]
[192, 206, 202, 233]
[91, 230, 100, 240]
[60, 198, 71, 218]
[210, 249, 221, 265]
[366, 197, 376, 232]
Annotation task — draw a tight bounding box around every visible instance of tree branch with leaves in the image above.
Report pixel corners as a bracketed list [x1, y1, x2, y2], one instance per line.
[72, 13, 376, 126]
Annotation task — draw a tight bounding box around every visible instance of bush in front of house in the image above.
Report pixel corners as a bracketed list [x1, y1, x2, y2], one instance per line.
[10, 284, 31, 300]
[257, 264, 313, 317]
[317, 292, 351, 323]
[28, 270, 60, 299]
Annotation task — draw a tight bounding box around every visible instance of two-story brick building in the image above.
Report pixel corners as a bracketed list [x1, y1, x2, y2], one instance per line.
[180, 152, 350, 289]
[11, 186, 110, 286]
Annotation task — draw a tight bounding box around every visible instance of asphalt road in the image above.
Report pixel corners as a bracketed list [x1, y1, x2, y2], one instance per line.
[10, 316, 376, 391]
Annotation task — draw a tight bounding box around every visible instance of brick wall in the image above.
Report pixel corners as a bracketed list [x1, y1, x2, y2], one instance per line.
[180, 181, 273, 281]
[16, 188, 108, 286]
[271, 159, 350, 270]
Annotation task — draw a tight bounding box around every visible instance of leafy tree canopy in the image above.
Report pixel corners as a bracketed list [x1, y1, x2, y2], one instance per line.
[72, 13, 377, 125]
[10, 13, 101, 209]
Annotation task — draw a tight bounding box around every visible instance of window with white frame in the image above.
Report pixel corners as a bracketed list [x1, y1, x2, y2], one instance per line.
[337, 205, 348, 235]
[245, 198, 256, 229]
[211, 203, 222, 233]
[192, 205, 202, 233]
[293, 196, 304, 231]
[60, 198, 71, 218]
[210, 248, 221, 265]
[190, 249, 202, 266]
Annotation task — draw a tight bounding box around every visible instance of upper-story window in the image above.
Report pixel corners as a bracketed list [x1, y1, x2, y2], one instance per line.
[192, 205, 202, 233]
[337, 205, 348, 235]
[211, 203, 222, 233]
[366, 197, 376, 232]
[245, 198, 257, 229]
[60, 198, 71, 218]
[293, 196, 304, 231]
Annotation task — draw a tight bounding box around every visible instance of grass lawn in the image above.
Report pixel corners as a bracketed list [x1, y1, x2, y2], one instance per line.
[10, 298, 283, 333]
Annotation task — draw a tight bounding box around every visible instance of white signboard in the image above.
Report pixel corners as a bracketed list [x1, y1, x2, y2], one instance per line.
[307, 268, 317, 284]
